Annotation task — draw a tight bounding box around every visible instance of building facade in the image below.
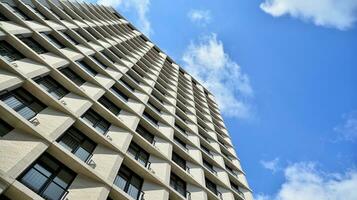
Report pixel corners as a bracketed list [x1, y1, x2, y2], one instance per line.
[0, 0, 253, 200]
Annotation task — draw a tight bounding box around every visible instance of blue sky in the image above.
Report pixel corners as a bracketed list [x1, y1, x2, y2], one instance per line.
[91, 0, 357, 199]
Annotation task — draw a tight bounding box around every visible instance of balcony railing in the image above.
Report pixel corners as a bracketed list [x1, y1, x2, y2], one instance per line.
[85, 153, 96, 169]
[175, 140, 188, 152]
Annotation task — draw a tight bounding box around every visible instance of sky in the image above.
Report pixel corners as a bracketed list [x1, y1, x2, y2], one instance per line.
[89, 0, 357, 199]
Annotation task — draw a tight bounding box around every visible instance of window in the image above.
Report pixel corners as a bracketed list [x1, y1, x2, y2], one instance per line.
[114, 165, 144, 200]
[60, 67, 85, 86]
[57, 127, 96, 162]
[201, 145, 212, 157]
[76, 61, 98, 76]
[172, 152, 186, 171]
[174, 136, 187, 150]
[170, 173, 187, 197]
[136, 124, 154, 144]
[75, 30, 89, 42]
[61, 32, 78, 45]
[81, 109, 110, 135]
[0, 88, 46, 120]
[101, 52, 115, 63]
[175, 123, 187, 135]
[0, 40, 25, 62]
[120, 79, 135, 91]
[203, 160, 216, 174]
[35, 76, 69, 99]
[50, 9, 63, 20]
[110, 86, 129, 102]
[98, 96, 121, 115]
[143, 111, 158, 126]
[10, 5, 30, 20]
[152, 92, 163, 104]
[127, 142, 150, 167]
[0, 118, 13, 137]
[19, 153, 76, 200]
[28, 6, 48, 20]
[148, 101, 160, 114]
[20, 37, 48, 54]
[41, 33, 65, 49]
[0, 12, 9, 21]
[90, 56, 108, 69]
[205, 178, 218, 195]
[231, 181, 244, 197]
[87, 29, 100, 40]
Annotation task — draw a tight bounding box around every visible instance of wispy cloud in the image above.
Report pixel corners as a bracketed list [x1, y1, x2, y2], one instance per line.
[97, 0, 152, 36]
[334, 110, 357, 142]
[260, 0, 357, 30]
[182, 33, 253, 118]
[256, 162, 357, 200]
[188, 9, 212, 26]
[260, 158, 281, 173]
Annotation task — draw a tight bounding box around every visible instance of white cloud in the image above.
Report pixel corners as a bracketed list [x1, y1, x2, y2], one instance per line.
[260, 0, 357, 30]
[188, 9, 211, 25]
[334, 111, 357, 142]
[261, 158, 281, 173]
[256, 162, 357, 200]
[182, 33, 253, 118]
[97, 0, 152, 36]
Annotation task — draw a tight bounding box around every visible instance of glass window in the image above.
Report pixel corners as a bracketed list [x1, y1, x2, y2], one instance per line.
[41, 33, 65, 49]
[0, 40, 25, 62]
[90, 56, 108, 69]
[101, 52, 115, 63]
[127, 142, 150, 167]
[98, 96, 121, 115]
[174, 136, 186, 149]
[135, 125, 154, 144]
[61, 32, 78, 45]
[114, 165, 143, 200]
[172, 152, 186, 170]
[9, 5, 30, 20]
[35, 76, 69, 100]
[28, 6, 48, 20]
[110, 86, 129, 102]
[20, 37, 48, 54]
[205, 178, 217, 195]
[60, 67, 85, 86]
[76, 61, 98, 76]
[148, 101, 160, 114]
[81, 109, 110, 135]
[0, 12, 9, 21]
[143, 111, 158, 126]
[170, 173, 187, 197]
[19, 153, 76, 200]
[0, 118, 13, 137]
[57, 127, 96, 162]
[120, 79, 135, 91]
[0, 88, 46, 120]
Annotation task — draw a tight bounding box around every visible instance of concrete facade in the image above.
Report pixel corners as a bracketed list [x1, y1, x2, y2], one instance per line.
[0, 0, 253, 200]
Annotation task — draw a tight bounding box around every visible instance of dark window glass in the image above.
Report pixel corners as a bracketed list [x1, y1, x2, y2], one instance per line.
[175, 123, 187, 135]
[41, 33, 65, 49]
[19, 153, 76, 200]
[57, 127, 96, 162]
[170, 173, 187, 197]
[29, 6, 48, 20]
[174, 136, 187, 149]
[61, 32, 78, 45]
[120, 79, 135, 91]
[114, 165, 143, 200]
[81, 109, 110, 135]
[109, 49, 122, 59]
[143, 111, 158, 126]
[0, 40, 25, 62]
[10, 5, 30, 20]
[20, 37, 48, 54]
[76, 61, 98, 76]
[75, 30, 89, 42]
[0, 12, 9, 21]
[60, 67, 85, 86]
[152, 92, 163, 104]
[172, 152, 186, 170]
[201, 145, 212, 156]
[127, 142, 150, 167]
[90, 56, 108, 69]
[110, 86, 129, 102]
[98, 96, 121, 115]
[135, 124, 154, 144]
[35, 76, 69, 100]
[0, 118, 13, 137]
[101, 52, 115, 63]
[206, 178, 217, 195]
[148, 101, 160, 114]
[50, 9, 63, 20]
[154, 85, 166, 96]
[87, 29, 100, 39]
[0, 88, 46, 120]
[203, 160, 216, 175]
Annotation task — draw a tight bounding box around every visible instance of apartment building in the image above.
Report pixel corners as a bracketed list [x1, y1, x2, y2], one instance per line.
[0, 0, 253, 200]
